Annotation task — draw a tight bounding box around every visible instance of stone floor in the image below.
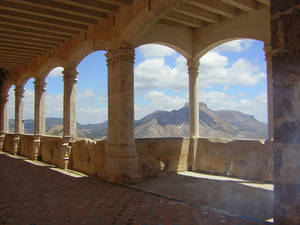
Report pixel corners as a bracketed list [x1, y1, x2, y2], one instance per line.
[0, 152, 271, 225]
[131, 172, 274, 221]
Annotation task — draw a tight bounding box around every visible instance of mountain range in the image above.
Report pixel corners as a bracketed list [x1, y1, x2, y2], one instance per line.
[9, 103, 267, 139]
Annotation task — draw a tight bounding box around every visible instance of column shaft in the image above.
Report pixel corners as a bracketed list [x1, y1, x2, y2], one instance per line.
[14, 86, 24, 134]
[0, 92, 9, 134]
[264, 44, 274, 141]
[63, 68, 78, 138]
[34, 78, 46, 135]
[187, 58, 199, 138]
[105, 47, 139, 183]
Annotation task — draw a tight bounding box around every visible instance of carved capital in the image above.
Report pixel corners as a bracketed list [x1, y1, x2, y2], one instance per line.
[14, 86, 25, 99]
[187, 58, 200, 78]
[63, 68, 78, 82]
[106, 48, 135, 67]
[0, 92, 9, 104]
[34, 79, 47, 93]
[264, 44, 272, 62]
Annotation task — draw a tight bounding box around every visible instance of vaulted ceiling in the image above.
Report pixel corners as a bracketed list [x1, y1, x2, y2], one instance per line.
[0, 0, 269, 71]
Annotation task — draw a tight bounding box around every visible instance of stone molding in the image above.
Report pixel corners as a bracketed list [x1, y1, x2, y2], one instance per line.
[264, 44, 272, 62]
[63, 68, 78, 82]
[187, 58, 200, 78]
[106, 48, 135, 67]
[14, 86, 25, 98]
[0, 92, 8, 104]
[34, 79, 47, 93]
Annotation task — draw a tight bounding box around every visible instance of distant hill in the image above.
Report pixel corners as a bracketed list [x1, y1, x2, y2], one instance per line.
[9, 103, 267, 139]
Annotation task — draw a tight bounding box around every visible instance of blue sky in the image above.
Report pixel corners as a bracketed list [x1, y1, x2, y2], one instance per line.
[8, 39, 267, 124]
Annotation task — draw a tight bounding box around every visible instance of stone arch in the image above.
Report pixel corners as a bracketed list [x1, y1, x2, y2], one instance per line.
[69, 39, 107, 68]
[195, 37, 261, 59]
[135, 41, 191, 59]
[36, 57, 68, 80]
[15, 70, 35, 88]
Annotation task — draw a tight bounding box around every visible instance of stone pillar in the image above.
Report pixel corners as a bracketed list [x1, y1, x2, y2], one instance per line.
[105, 47, 140, 183]
[34, 78, 46, 135]
[187, 58, 199, 171]
[264, 44, 274, 141]
[187, 58, 200, 138]
[14, 86, 24, 134]
[0, 92, 8, 151]
[62, 68, 78, 138]
[33, 78, 46, 160]
[271, 1, 300, 224]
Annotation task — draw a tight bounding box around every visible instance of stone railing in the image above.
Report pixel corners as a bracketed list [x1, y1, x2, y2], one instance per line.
[195, 138, 273, 181]
[0, 134, 273, 182]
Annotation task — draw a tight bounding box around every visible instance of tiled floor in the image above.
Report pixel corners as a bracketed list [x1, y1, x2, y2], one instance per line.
[0, 152, 269, 225]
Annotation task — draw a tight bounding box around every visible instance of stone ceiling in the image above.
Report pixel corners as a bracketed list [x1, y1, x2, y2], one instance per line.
[0, 0, 269, 71]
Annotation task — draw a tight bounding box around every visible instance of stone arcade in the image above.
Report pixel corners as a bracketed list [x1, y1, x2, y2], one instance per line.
[0, 0, 299, 224]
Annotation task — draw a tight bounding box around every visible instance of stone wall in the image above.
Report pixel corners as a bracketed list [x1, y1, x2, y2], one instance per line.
[3, 133, 15, 155]
[19, 134, 34, 159]
[2, 134, 273, 182]
[40, 136, 63, 167]
[195, 138, 273, 181]
[136, 138, 190, 179]
[70, 139, 105, 178]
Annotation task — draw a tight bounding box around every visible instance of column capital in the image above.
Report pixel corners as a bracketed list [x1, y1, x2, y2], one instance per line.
[106, 48, 135, 67]
[187, 57, 200, 78]
[63, 68, 78, 81]
[15, 86, 25, 98]
[0, 92, 8, 104]
[34, 78, 47, 92]
[263, 44, 272, 62]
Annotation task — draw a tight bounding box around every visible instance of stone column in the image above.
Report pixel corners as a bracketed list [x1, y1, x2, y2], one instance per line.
[14, 86, 24, 134]
[33, 78, 46, 160]
[0, 92, 9, 134]
[187, 58, 200, 138]
[187, 58, 200, 171]
[105, 47, 139, 183]
[264, 44, 274, 141]
[0, 92, 8, 151]
[60, 68, 77, 168]
[62, 68, 78, 138]
[34, 78, 46, 135]
[271, 1, 300, 224]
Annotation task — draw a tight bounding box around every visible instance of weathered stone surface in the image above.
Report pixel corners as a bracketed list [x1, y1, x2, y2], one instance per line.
[273, 144, 300, 225]
[70, 139, 105, 178]
[195, 138, 273, 181]
[3, 133, 15, 155]
[40, 135, 63, 167]
[271, 1, 300, 224]
[136, 138, 190, 178]
[19, 134, 34, 159]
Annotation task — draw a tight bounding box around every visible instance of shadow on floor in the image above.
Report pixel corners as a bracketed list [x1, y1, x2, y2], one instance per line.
[130, 171, 274, 221]
[0, 152, 272, 225]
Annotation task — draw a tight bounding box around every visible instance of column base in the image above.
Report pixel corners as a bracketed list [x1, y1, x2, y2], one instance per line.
[104, 154, 141, 184]
[188, 138, 198, 171]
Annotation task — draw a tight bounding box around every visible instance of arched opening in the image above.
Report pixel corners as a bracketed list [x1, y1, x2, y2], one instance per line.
[76, 51, 108, 139]
[45, 67, 63, 136]
[23, 78, 35, 134]
[8, 85, 15, 133]
[198, 39, 267, 139]
[134, 44, 189, 138]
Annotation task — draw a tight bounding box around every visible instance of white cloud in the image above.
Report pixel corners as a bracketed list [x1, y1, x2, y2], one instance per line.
[214, 40, 253, 52]
[138, 44, 176, 58]
[199, 91, 267, 122]
[48, 67, 63, 78]
[199, 51, 265, 88]
[135, 90, 187, 119]
[134, 56, 188, 90]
